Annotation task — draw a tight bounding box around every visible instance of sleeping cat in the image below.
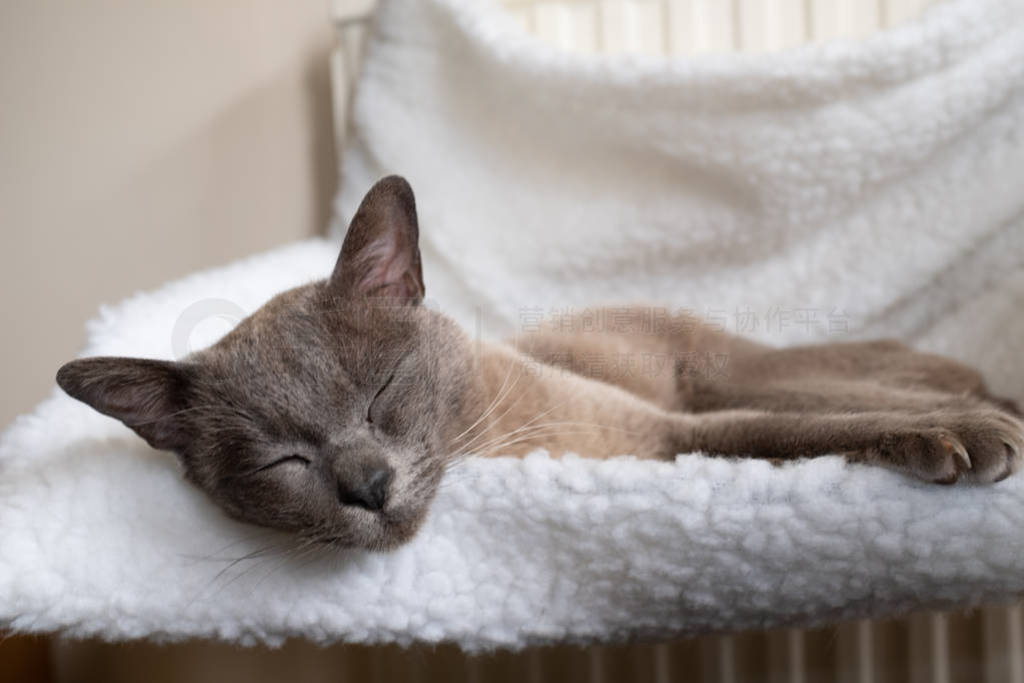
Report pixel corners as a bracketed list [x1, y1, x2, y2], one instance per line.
[57, 176, 1024, 551]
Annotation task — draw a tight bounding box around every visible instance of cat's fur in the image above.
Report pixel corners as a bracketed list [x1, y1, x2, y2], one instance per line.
[57, 176, 1024, 551]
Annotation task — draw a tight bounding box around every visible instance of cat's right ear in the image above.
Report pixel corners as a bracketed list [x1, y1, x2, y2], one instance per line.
[56, 357, 192, 453]
[330, 175, 425, 304]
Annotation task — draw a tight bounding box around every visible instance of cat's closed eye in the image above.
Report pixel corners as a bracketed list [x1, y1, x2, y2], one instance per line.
[254, 454, 311, 474]
[367, 372, 396, 425]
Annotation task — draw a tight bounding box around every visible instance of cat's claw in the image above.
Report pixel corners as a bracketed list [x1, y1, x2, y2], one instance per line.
[873, 410, 1024, 485]
[946, 438, 971, 471]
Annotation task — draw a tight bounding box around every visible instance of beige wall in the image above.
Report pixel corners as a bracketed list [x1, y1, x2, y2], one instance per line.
[0, 0, 338, 429]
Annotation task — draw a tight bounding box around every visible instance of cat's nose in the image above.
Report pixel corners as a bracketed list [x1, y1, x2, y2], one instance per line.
[338, 465, 393, 511]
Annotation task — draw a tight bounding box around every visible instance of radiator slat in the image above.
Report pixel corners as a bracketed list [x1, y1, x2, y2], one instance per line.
[587, 645, 602, 683]
[1010, 605, 1024, 683]
[932, 612, 951, 683]
[653, 642, 671, 683]
[717, 635, 736, 683]
[856, 620, 875, 683]
[788, 629, 806, 683]
[667, 0, 737, 54]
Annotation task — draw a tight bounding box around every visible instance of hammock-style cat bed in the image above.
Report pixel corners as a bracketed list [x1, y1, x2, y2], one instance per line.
[3, 0, 1024, 648]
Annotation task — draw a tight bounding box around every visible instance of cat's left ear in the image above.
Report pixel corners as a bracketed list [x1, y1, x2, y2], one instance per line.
[330, 175, 424, 304]
[56, 357, 193, 453]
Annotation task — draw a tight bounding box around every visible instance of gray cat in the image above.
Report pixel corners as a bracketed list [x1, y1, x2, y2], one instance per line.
[57, 176, 1024, 551]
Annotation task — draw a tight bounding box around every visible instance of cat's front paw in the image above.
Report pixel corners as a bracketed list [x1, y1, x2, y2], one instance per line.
[871, 411, 1024, 484]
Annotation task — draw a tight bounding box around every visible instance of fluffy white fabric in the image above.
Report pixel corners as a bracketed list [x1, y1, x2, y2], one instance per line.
[3, 241, 1024, 648]
[335, 0, 1024, 394]
[3, 0, 1024, 648]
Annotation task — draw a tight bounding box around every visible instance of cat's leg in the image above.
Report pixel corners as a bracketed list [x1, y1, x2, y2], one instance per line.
[668, 407, 1024, 484]
[679, 376, 997, 415]
[677, 342, 1021, 416]
[743, 340, 1006, 400]
[668, 340, 1023, 481]
[516, 308, 1020, 415]
[511, 307, 767, 411]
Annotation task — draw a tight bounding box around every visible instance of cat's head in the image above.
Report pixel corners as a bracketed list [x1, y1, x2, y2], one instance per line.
[57, 176, 476, 550]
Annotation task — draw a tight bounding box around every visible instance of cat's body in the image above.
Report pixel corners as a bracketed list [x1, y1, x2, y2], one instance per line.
[471, 309, 1022, 472]
[57, 177, 1024, 551]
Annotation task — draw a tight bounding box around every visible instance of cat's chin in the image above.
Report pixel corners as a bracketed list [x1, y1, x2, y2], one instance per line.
[365, 506, 428, 551]
[300, 504, 429, 552]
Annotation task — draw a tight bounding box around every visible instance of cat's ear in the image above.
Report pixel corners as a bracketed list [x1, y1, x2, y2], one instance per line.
[56, 357, 192, 452]
[330, 175, 424, 304]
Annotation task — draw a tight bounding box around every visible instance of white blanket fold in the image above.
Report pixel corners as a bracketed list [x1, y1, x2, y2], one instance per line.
[3, 0, 1024, 648]
[335, 0, 1024, 390]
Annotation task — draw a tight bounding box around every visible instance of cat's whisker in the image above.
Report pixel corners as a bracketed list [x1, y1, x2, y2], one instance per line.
[211, 539, 299, 582]
[449, 376, 535, 454]
[187, 537, 304, 605]
[475, 429, 615, 457]
[452, 411, 610, 457]
[237, 535, 327, 588]
[451, 392, 611, 457]
[179, 528, 281, 563]
[448, 358, 525, 450]
[249, 542, 326, 589]
[290, 543, 336, 574]
[454, 417, 644, 459]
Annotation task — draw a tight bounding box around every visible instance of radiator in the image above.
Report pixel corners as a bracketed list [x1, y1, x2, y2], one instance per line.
[326, 0, 1024, 680]
[322, 609, 1023, 682]
[502, 0, 934, 54]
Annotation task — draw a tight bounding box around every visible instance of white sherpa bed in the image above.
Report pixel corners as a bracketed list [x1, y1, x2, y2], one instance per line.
[3, 0, 1024, 648]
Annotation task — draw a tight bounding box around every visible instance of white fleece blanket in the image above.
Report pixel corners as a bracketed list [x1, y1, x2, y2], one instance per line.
[3, 241, 1024, 649]
[335, 0, 1024, 387]
[4, 0, 1024, 649]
